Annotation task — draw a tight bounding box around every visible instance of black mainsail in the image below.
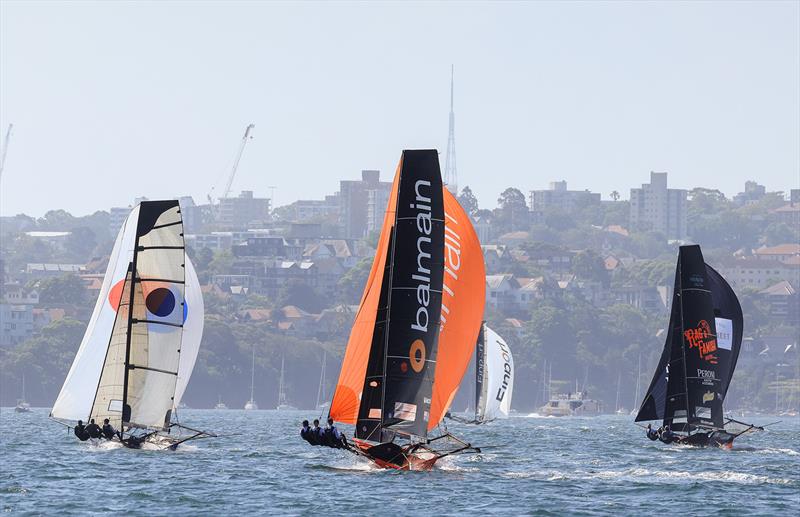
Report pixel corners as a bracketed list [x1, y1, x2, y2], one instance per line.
[353, 150, 445, 441]
[636, 245, 744, 433]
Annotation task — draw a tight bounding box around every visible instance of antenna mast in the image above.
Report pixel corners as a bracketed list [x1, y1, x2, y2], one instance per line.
[443, 66, 458, 194]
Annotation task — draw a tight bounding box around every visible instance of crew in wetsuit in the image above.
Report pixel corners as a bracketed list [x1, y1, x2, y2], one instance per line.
[311, 419, 323, 445]
[659, 425, 677, 444]
[646, 424, 659, 441]
[323, 417, 348, 449]
[73, 420, 90, 441]
[300, 420, 319, 445]
[85, 419, 102, 439]
[101, 419, 116, 440]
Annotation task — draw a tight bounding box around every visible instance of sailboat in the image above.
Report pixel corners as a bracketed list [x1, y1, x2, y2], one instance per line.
[244, 343, 258, 410]
[635, 244, 762, 447]
[276, 354, 296, 410]
[630, 353, 641, 416]
[323, 150, 484, 470]
[14, 374, 31, 413]
[214, 396, 228, 410]
[448, 323, 514, 424]
[50, 200, 214, 449]
[615, 372, 626, 414]
[316, 351, 329, 411]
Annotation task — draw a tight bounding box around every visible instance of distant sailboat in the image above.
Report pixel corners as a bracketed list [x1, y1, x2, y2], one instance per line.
[14, 374, 31, 413]
[50, 200, 214, 449]
[448, 323, 514, 424]
[315, 351, 329, 411]
[276, 355, 296, 410]
[630, 353, 641, 416]
[214, 395, 228, 410]
[244, 344, 258, 410]
[615, 372, 626, 414]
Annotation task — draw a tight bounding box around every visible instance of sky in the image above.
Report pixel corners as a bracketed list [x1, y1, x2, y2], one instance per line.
[0, 0, 798, 217]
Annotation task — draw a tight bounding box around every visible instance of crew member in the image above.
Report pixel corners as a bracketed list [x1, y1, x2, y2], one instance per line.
[74, 420, 90, 441]
[659, 425, 676, 444]
[323, 417, 347, 448]
[311, 419, 323, 445]
[646, 424, 659, 441]
[300, 420, 317, 445]
[101, 419, 116, 440]
[85, 418, 102, 439]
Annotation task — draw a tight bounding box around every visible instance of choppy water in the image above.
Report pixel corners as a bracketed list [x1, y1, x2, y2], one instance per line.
[1, 409, 798, 515]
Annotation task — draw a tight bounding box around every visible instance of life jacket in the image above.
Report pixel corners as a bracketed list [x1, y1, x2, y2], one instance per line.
[74, 425, 89, 441]
[102, 425, 115, 440]
[86, 424, 102, 439]
[300, 427, 316, 445]
[646, 429, 658, 441]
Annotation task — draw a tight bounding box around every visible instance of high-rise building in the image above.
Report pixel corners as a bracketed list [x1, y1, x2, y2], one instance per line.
[629, 171, 687, 240]
[733, 181, 767, 206]
[529, 181, 601, 215]
[218, 190, 271, 229]
[339, 170, 392, 239]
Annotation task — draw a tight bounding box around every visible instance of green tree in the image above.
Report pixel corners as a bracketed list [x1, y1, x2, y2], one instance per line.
[572, 249, 608, 284]
[337, 257, 372, 304]
[457, 186, 479, 217]
[64, 226, 97, 261]
[37, 274, 88, 305]
[494, 187, 529, 234]
[275, 279, 327, 313]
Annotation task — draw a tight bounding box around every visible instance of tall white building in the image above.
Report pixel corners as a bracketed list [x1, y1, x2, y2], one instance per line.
[629, 171, 687, 240]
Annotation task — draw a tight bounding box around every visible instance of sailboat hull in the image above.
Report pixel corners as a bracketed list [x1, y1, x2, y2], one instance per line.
[352, 439, 439, 471]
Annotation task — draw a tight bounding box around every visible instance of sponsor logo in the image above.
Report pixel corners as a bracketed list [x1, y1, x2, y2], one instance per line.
[702, 391, 715, 403]
[495, 339, 513, 402]
[697, 369, 716, 380]
[689, 273, 705, 288]
[440, 203, 462, 329]
[715, 317, 733, 350]
[684, 320, 718, 364]
[409, 179, 433, 374]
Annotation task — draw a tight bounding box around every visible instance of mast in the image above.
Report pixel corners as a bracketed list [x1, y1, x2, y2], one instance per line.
[249, 343, 256, 405]
[615, 372, 621, 412]
[278, 355, 285, 406]
[634, 353, 641, 411]
[121, 257, 138, 428]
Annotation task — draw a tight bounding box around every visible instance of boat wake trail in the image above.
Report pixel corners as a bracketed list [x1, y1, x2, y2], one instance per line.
[503, 467, 796, 486]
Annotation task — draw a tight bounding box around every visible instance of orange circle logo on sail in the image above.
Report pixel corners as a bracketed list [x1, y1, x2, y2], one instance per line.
[409, 339, 426, 373]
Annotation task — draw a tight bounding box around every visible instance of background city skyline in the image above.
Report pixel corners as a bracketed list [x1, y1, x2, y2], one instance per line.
[1, 1, 798, 218]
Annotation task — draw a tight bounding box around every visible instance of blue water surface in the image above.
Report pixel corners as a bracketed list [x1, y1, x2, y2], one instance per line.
[1, 409, 798, 515]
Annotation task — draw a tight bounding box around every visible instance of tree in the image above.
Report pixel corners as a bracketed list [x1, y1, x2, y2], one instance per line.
[495, 187, 529, 234]
[572, 249, 608, 284]
[337, 257, 372, 304]
[457, 186, 479, 217]
[37, 274, 88, 305]
[610, 190, 620, 202]
[275, 280, 327, 313]
[64, 226, 97, 261]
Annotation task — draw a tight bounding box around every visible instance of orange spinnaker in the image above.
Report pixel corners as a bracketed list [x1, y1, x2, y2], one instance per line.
[428, 189, 486, 429]
[329, 158, 401, 424]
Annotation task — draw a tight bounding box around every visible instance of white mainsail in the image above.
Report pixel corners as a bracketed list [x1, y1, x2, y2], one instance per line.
[51, 205, 140, 422]
[52, 201, 199, 432]
[475, 325, 514, 422]
[173, 257, 204, 410]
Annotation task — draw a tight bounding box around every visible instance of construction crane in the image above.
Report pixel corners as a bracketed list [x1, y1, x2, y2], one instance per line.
[0, 124, 12, 184]
[208, 123, 255, 208]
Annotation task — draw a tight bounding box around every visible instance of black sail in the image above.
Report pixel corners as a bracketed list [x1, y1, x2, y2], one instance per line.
[636, 245, 733, 430]
[705, 264, 744, 403]
[356, 150, 444, 440]
[635, 270, 681, 422]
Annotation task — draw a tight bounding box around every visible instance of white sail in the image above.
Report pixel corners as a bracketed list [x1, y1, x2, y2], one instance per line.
[476, 325, 514, 422]
[51, 205, 140, 422]
[173, 257, 203, 409]
[52, 201, 192, 431]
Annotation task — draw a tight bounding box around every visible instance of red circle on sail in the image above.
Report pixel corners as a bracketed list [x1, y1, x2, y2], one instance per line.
[108, 279, 125, 310]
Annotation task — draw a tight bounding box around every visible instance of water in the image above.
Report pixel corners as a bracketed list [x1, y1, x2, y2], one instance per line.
[2, 409, 798, 515]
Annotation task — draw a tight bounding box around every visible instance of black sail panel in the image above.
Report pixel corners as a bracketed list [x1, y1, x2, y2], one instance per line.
[381, 150, 445, 438]
[636, 261, 682, 422]
[355, 232, 394, 441]
[678, 245, 724, 429]
[705, 264, 743, 402]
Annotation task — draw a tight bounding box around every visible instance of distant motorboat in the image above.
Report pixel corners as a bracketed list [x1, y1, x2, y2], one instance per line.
[215, 396, 228, 410]
[539, 392, 602, 417]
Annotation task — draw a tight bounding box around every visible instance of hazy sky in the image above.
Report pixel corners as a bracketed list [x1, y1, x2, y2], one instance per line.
[1, 1, 798, 217]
